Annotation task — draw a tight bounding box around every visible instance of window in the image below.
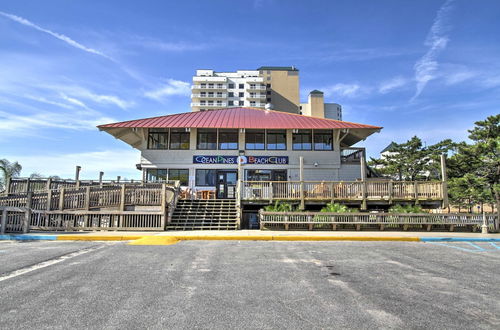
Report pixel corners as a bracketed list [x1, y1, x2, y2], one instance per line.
[208, 92, 214, 97]
[201, 92, 206, 97]
[200, 100, 206, 105]
[218, 129, 238, 150]
[293, 130, 312, 150]
[216, 101, 222, 106]
[239, 101, 244, 106]
[201, 83, 206, 88]
[266, 90, 271, 95]
[250, 84, 255, 89]
[228, 100, 234, 106]
[217, 92, 222, 97]
[245, 130, 265, 150]
[147, 128, 168, 149]
[228, 83, 235, 89]
[196, 169, 216, 186]
[250, 93, 256, 98]
[197, 129, 217, 149]
[169, 128, 190, 150]
[217, 84, 223, 88]
[314, 130, 333, 150]
[266, 84, 271, 88]
[238, 92, 244, 97]
[239, 84, 244, 89]
[267, 98, 271, 102]
[168, 169, 189, 186]
[267, 130, 286, 150]
[246, 169, 287, 181]
[228, 92, 234, 97]
[208, 100, 214, 106]
[146, 169, 168, 181]
[208, 83, 214, 88]
[250, 101, 256, 106]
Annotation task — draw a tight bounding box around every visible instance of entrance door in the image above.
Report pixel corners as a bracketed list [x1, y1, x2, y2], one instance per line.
[216, 171, 238, 199]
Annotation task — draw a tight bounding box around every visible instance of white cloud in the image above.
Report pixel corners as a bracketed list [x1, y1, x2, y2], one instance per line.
[59, 93, 88, 108]
[378, 77, 408, 94]
[411, 0, 455, 101]
[144, 79, 191, 101]
[136, 38, 207, 52]
[0, 11, 114, 61]
[323, 83, 362, 98]
[0, 109, 116, 139]
[443, 70, 477, 85]
[6, 149, 140, 179]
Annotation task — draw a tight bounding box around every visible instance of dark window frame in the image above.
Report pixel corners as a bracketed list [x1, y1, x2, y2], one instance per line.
[147, 128, 168, 150]
[197, 128, 217, 150]
[169, 128, 190, 150]
[313, 130, 334, 151]
[245, 129, 265, 150]
[266, 129, 287, 150]
[292, 130, 312, 150]
[168, 169, 189, 186]
[195, 169, 217, 187]
[218, 129, 239, 150]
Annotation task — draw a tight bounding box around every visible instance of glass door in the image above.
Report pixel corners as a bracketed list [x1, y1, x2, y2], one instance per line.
[216, 171, 238, 199]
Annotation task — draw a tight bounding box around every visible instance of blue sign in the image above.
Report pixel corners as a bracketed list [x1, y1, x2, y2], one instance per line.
[193, 155, 288, 165]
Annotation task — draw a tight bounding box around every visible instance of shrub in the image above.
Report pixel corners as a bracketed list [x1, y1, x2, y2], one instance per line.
[389, 204, 423, 213]
[263, 200, 298, 212]
[320, 203, 357, 213]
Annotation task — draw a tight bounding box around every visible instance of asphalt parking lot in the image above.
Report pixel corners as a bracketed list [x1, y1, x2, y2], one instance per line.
[0, 240, 499, 329]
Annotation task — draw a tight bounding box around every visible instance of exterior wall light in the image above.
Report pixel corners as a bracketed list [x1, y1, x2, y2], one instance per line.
[314, 162, 319, 167]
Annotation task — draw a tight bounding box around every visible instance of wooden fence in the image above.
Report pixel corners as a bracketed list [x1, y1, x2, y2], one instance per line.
[259, 210, 497, 232]
[242, 180, 443, 202]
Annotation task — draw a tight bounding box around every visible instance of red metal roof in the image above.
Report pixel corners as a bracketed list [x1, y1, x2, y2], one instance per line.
[98, 107, 382, 130]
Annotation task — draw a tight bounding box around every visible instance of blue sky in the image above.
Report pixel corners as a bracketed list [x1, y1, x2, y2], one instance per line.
[1, 0, 499, 179]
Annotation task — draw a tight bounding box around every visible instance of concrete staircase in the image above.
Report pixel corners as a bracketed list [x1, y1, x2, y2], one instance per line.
[167, 199, 238, 230]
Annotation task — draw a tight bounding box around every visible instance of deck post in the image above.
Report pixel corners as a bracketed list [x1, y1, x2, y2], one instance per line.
[99, 171, 104, 187]
[388, 180, 393, 204]
[1, 208, 7, 234]
[414, 181, 419, 205]
[330, 182, 335, 203]
[299, 156, 305, 210]
[269, 182, 273, 203]
[440, 154, 449, 209]
[46, 178, 52, 191]
[25, 178, 31, 194]
[23, 192, 33, 233]
[59, 188, 65, 210]
[5, 177, 11, 195]
[360, 154, 367, 210]
[75, 166, 81, 189]
[46, 188, 52, 211]
[160, 183, 167, 229]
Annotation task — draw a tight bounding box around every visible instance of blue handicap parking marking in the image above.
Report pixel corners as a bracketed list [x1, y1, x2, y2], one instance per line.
[428, 242, 500, 253]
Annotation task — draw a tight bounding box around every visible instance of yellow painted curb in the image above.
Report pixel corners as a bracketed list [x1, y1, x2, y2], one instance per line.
[128, 236, 180, 245]
[54, 235, 421, 243]
[56, 235, 144, 241]
[271, 236, 421, 242]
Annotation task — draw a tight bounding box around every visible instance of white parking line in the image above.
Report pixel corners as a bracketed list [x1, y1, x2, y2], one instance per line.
[0, 246, 104, 282]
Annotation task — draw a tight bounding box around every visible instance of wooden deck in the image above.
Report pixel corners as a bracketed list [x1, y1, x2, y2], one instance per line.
[240, 180, 444, 208]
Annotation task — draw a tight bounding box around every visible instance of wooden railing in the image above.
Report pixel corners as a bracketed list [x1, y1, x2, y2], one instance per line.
[259, 210, 497, 231]
[241, 180, 444, 202]
[0, 181, 182, 232]
[0, 183, 179, 211]
[3, 177, 177, 195]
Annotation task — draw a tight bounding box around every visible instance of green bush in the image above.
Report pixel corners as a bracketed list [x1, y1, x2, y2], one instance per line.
[263, 201, 299, 212]
[319, 203, 357, 213]
[388, 204, 423, 213]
